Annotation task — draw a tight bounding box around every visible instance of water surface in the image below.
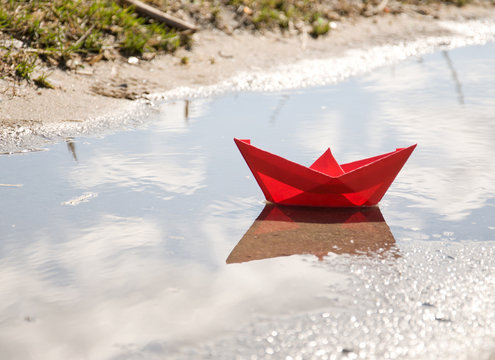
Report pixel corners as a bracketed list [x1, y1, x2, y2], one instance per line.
[1, 43, 495, 359]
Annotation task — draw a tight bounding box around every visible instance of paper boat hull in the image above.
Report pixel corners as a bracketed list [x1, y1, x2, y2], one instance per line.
[235, 139, 416, 207]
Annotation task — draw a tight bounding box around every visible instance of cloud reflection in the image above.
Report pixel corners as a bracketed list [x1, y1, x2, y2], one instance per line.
[70, 152, 206, 196]
[0, 211, 347, 360]
[154, 99, 211, 133]
[361, 51, 495, 220]
[298, 47, 495, 221]
[68, 99, 214, 196]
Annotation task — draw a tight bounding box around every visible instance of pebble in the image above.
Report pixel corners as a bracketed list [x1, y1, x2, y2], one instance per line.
[128, 56, 139, 65]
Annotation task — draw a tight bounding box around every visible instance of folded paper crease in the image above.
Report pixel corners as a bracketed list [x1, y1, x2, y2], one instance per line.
[234, 138, 416, 207]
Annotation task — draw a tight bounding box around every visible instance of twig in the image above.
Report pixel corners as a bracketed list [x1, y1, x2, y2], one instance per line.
[442, 51, 464, 105]
[120, 0, 197, 32]
[72, 24, 96, 49]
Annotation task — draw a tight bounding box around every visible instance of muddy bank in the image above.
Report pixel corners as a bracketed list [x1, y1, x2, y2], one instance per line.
[0, 4, 494, 128]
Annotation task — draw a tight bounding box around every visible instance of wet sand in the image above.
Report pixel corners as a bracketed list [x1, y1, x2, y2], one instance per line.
[0, 4, 494, 127]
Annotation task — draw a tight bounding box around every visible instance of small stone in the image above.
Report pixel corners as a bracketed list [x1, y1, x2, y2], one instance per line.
[142, 52, 155, 61]
[128, 56, 139, 65]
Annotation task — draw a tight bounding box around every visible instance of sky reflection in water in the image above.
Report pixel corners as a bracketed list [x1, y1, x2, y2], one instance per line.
[1, 43, 495, 359]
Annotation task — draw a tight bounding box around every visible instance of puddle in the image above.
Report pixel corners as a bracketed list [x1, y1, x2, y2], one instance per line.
[1, 42, 495, 359]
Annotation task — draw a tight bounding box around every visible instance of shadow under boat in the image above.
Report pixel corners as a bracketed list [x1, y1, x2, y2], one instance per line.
[227, 204, 396, 264]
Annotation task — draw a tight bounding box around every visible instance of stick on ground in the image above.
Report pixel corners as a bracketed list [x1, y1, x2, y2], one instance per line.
[120, 0, 198, 32]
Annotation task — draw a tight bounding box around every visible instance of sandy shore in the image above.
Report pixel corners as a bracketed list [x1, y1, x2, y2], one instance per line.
[0, 4, 494, 129]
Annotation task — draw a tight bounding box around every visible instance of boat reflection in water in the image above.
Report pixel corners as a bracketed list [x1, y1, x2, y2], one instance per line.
[227, 205, 396, 263]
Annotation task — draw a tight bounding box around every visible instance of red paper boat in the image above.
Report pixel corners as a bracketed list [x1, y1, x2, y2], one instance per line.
[234, 138, 416, 207]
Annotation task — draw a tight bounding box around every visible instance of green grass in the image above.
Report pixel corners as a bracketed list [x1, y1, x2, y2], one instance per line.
[15, 59, 36, 80]
[228, 0, 323, 33]
[2, 0, 181, 55]
[0, 0, 485, 86]
[310, 16, 330, 38]
[34, 73, 55, 89]
[0, 0, 182, 82]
